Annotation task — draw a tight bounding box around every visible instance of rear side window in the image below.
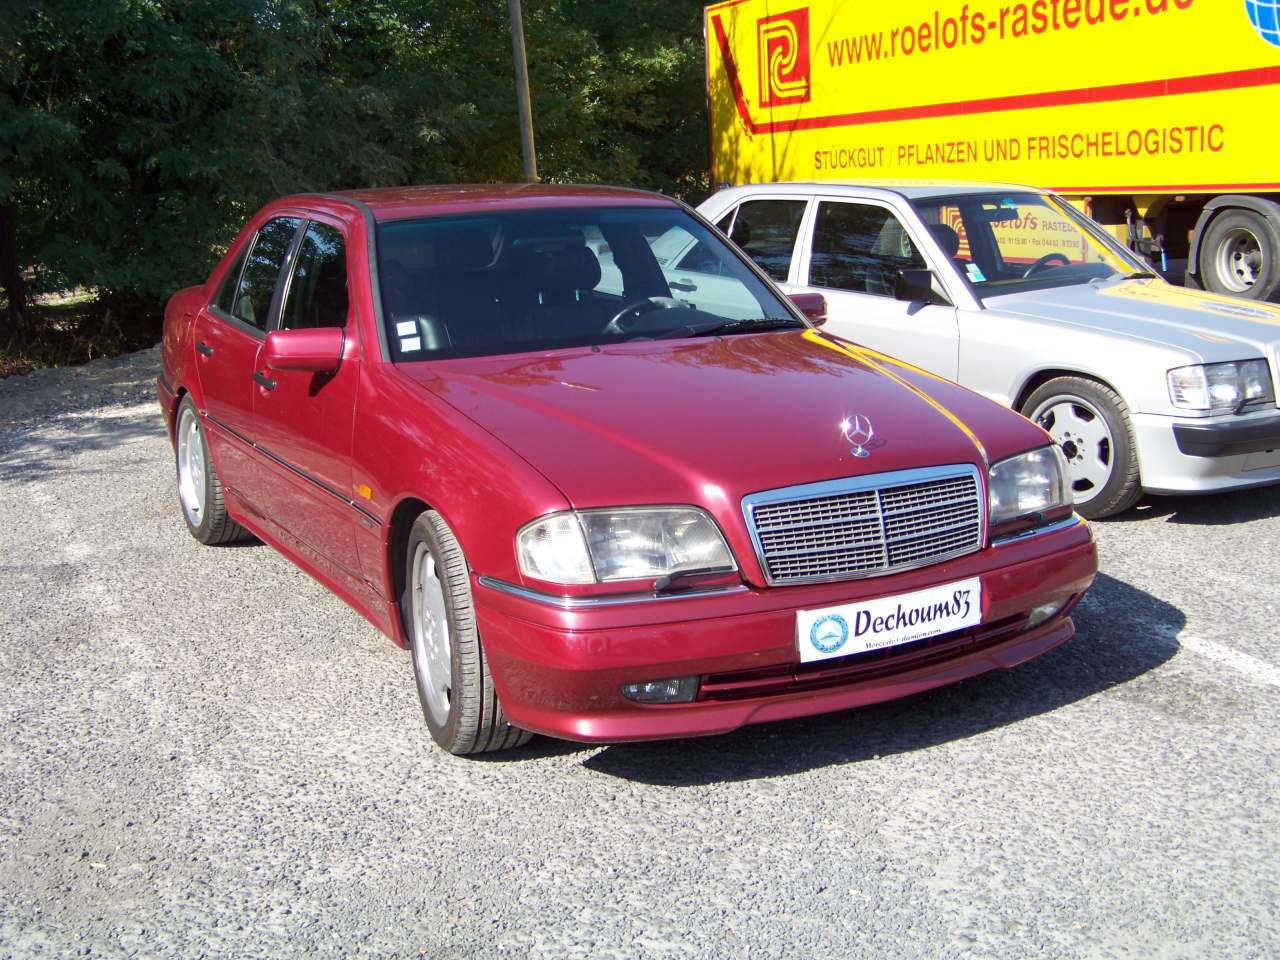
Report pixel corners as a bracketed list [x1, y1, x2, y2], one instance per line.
[809, 202, 925, 297]
[281, 222, 348, 329]
[229, 217, 301, 330]
[726, 199, 806, 282]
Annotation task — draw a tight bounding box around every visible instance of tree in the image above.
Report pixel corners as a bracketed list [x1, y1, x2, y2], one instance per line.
[0, 0, 710, 335]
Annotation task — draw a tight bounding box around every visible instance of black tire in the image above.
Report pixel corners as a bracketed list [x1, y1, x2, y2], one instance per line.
[174, 395, 250, 545]
[401, 510, 532, 755]
[1021, 376, 1142, 520]
[1199, 208, 1280, 302]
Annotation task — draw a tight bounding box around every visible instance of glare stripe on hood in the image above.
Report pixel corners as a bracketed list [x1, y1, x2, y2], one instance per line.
[803, 330, 989, 466]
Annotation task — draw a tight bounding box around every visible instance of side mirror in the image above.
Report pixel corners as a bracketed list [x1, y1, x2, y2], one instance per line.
[788, 292, 828, 326]
[894, 269, 935, 303]
[264, 327, 344, 374]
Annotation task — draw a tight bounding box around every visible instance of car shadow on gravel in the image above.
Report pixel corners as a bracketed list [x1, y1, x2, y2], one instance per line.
[575, 572, 1182, 786]
[1116, 485, 1280, 525]
[0, 410, 163, 484]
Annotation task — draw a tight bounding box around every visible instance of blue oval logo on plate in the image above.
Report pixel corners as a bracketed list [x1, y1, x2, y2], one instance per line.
[810, 614, 849, 654]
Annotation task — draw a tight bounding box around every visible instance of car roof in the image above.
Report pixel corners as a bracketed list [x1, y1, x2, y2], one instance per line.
[309, 183, 678, 221]
[711, 180, 1045, 201]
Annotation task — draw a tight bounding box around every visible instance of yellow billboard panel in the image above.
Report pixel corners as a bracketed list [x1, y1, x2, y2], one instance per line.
[706, 0, 1280, 192]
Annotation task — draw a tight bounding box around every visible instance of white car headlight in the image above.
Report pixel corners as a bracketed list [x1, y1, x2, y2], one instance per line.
[1168, 360, 1274, 414]
[517, 507, 736, 585]
[988, 446, 1072, 526]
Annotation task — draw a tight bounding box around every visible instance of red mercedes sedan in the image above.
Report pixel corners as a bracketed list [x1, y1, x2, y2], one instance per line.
[158, 184, 1097, 755]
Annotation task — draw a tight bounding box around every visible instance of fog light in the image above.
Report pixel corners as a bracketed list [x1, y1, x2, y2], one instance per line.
[1028, 599, 1067, 627]
[620, 676, 699, 704]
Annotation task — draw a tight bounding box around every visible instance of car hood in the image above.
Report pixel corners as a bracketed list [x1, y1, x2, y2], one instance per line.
[985, 278, 1280, 361]
[398, 331, 1045, 517]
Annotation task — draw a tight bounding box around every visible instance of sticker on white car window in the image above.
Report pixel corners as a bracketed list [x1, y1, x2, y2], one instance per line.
[965, 263, 986, 283]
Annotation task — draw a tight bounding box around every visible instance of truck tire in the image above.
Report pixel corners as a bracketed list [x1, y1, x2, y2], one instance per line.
[1021, 376, 1142, 520]
[1198, 208, 1280, 301]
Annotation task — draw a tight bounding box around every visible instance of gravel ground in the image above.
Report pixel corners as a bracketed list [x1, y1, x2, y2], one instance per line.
[1, 347, 1277, 959]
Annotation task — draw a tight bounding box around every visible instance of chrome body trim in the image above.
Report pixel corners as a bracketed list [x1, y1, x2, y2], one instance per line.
[477, 576, 748, 609]
[741, 464, 986, 586]
[989, 514, 1083, 547]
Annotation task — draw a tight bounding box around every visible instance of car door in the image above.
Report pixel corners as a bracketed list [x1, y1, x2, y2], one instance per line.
[250, 217, 364, 579]
[797, 198, 960, 380]
[192, 215, 302, 510]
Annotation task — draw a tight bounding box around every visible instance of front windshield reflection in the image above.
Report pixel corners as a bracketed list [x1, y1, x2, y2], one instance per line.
[910, 192, 1149, 301]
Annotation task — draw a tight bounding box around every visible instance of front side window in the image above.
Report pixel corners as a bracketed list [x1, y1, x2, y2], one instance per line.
[281, 222, 348, 329]
[229, 216, 301, 331]
[809, 202, 925, 297]
[376, 206, 802, 360]
[726, 199, 806, 282]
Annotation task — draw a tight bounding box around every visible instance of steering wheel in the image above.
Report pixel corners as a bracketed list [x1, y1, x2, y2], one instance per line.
[1022, 253, 1071, 278]
[602, 297, 685, 336]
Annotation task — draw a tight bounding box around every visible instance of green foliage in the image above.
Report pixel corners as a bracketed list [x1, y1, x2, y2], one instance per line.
[0, 0, 710, 326]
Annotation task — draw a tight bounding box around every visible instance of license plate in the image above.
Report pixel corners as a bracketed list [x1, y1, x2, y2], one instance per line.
[796, 578, 982, 664]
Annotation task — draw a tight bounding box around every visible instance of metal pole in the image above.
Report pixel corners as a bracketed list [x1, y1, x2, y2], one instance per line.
[507, 0, 538, 182]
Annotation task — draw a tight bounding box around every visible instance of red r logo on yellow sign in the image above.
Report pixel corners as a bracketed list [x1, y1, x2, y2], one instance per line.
[757, 8, 811, 108]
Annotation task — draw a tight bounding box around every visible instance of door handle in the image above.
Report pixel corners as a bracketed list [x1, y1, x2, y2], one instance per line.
[253, 371, 277, 391]
[196, 340, 214, 356]
[669, 279, 698, 292]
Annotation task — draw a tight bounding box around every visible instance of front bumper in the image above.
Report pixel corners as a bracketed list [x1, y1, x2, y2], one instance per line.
[473, 518, 1097, 743]
[1172, 409, 1280, 457]
[1133, 409, 1280, 493]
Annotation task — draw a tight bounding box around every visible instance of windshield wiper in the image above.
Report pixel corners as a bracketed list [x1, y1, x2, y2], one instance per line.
[655, 317, 805, 340]
[1092, 269, 1159, 287]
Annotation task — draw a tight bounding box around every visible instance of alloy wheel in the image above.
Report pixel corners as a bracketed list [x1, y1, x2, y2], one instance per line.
[176, 406, 207, 526]
[410, 543, 453, 727]
[1031, 395, 1114, 506]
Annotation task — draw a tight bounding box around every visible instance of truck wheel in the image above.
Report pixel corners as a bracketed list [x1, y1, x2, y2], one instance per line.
[1199, 208, 1280, 301]
[402, 510, 532, 755]
[1021, 377, 1142, 520]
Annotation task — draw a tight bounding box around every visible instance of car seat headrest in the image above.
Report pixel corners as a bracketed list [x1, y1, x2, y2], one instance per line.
[438, 228, 494, 272]
[927, 222, 961, 259]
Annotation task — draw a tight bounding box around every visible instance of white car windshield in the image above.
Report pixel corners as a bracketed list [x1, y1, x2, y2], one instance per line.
[376, 206, 802, 360]
[909, 192, 1151, 301]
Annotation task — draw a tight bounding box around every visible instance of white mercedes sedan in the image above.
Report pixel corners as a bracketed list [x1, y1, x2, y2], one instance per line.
[693, 182, 1280, 518]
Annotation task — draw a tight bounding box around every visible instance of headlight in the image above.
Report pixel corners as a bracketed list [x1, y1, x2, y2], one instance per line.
[988, 446, 1072, 526]
[517, 507, 736, 585]
[1168, 360, 1274, 414]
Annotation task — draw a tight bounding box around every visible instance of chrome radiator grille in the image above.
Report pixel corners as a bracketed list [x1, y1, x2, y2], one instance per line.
[743, 467, 984, 585]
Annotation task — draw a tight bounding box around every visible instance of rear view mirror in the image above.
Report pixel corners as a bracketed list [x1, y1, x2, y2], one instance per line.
[894, 269, 934, 303]
[788, 292, 828, 326]
[264, 327, 344, 374]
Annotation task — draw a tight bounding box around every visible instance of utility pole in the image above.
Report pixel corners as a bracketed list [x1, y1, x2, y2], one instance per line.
[507, 0, 538, 182]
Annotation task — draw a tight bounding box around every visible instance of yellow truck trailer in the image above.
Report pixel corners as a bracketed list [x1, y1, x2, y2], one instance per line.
[704, 0, 1280, 299]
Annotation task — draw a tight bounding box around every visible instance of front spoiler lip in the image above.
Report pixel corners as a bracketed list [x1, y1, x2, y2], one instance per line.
[507, 615, 1075, 743]
[1172, 410, 1280, 457]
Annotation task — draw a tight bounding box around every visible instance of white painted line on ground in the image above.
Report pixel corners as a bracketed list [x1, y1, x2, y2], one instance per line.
[1180, 635, 1280, 688]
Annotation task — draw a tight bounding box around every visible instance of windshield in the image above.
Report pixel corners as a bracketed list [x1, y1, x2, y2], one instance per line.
[376, 206, 801, 360]
[909, 192, 1150, 302]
